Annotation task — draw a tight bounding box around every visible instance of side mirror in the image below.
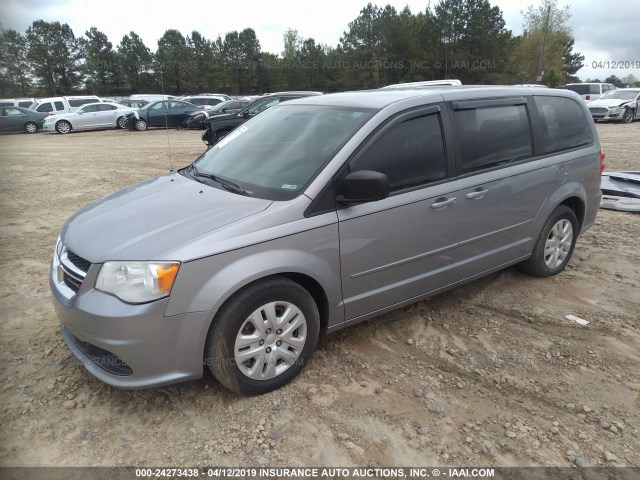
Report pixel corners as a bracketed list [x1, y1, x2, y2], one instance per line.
[337, 170, 390, 204]
[242, 111, 250, 118]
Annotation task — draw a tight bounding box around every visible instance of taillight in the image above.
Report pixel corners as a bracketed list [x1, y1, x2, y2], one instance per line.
[599, 149, 605, 177]
[586, 95, 590, 100]
[44, 113, 49, 118]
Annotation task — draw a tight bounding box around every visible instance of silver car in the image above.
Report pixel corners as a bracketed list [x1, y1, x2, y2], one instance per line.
[587, 88, 640, 123]
[43, 102, 136, 133]
[50, 86, 602, 394]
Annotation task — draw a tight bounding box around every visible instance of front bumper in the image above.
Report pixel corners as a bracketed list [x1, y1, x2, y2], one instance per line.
[589, 107, 624, 121]
[50, 253, 215, 388]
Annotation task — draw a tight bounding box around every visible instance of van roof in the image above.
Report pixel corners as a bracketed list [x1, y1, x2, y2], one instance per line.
[291, 85, 575, 110]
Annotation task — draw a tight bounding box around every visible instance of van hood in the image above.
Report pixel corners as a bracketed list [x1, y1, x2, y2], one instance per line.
[61, 171, 273, 262]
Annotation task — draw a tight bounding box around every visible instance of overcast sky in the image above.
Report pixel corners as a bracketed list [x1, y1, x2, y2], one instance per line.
[1, 0, 638, 82]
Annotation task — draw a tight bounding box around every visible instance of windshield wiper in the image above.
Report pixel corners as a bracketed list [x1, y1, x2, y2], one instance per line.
[189, 164, 250, 196]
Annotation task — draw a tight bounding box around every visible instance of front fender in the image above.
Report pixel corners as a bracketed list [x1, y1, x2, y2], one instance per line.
[164, 223, 343, 328]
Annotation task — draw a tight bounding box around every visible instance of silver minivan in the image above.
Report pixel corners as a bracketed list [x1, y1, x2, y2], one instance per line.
[50, 86, 603, 395]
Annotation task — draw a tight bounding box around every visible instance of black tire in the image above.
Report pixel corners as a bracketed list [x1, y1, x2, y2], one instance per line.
[116, 116, 127, 129]
[56, 120, 71, 134]
[135, 119, 148, 131]
[205, 277, 320, 395]
[24, 121, 38, 134]
[520, 205, 578, 277]
[622, 108, 634, 124]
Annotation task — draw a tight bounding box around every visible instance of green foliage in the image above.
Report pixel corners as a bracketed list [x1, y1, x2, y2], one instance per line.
[117, 31, 153, 93]
[25, 20, 82, 94]
[0, 29, 31, 96]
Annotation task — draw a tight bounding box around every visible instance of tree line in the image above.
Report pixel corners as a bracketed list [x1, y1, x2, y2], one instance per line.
[0, 0, 597, 97]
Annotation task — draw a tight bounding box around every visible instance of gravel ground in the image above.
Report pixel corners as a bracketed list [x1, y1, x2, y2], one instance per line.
[0, 122, 638, 467]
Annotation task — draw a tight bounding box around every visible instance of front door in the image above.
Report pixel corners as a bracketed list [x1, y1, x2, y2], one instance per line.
[337, 106, 462, 321]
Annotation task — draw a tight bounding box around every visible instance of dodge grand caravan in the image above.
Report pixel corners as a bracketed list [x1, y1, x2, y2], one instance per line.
[50, 86, 603, 395]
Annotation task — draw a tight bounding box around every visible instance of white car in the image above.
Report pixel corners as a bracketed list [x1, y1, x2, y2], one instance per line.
[43, 102, 136, 134]
[587, 88, 640, 123]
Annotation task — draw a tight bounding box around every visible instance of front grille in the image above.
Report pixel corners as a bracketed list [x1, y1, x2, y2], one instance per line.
[589, 107, 608, 114]
[66, 250, 91, 273]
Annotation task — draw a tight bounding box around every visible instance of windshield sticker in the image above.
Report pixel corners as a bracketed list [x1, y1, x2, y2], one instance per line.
[215, 125, 248, 149]
[281, 184, 298, 190]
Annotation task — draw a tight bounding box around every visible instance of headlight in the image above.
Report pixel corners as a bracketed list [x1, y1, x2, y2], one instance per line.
[96, 261, 180, 303]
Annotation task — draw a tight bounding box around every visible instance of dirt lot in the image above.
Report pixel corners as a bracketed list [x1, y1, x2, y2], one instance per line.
[0, 123, 638, 468]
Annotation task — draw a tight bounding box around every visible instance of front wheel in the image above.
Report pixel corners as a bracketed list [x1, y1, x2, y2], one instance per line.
[135, 119, 148, 131]
[520, 205, 578, 277]
[205, 277, 320, 395]
[116, 116, 127, 129]
[622, 108, 634, 124]
[24, 122, 38, 134]
[56, 121, 71, 134]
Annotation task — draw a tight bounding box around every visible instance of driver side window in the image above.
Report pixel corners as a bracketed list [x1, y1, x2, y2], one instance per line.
[350, 112, 447, 192]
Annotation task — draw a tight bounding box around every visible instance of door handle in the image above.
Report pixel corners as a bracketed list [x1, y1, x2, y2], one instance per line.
[465, 188, 489, 200]
[430, 197, 456, 209]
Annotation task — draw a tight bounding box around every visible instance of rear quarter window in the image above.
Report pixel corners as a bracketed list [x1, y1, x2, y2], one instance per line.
[534, 96, 594, 154]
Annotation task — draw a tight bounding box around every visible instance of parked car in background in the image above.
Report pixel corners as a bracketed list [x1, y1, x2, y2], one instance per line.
[0, 97, 37, 108]
[179, 95, 229, 107]
[202, 91, 322, 146]
[42, 102, 136, 134]
[124, 100, 198, 130]
[182, 100, 250, 129]
[0, 106, 46, 133]
[600, 171, 640, 212]
[587, 88, 640, 123]
[29, 96, 102, 115]
[118, 99, 149, 109]
[564, 83, 616, 102]
[50, 86, 602, 395]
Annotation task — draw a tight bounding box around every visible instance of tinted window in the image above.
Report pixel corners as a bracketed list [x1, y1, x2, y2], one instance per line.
[0, 102, 12, 107]
[351, 113, 446, 191]
[18, 101, 32, 108]
[534, 96, 593, 154]
[589, 85, 601, 95]
[566, 85, 588, 95]
[454, 104, 532, 173]
[68, 98, 97, 107]
[36, 103, 53, 112]
[98, 104, 117, 111]
[54, 101, 64, 110]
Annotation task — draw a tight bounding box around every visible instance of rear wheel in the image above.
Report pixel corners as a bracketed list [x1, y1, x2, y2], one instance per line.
[520, 205, 578, 277]
[24, 122, 38, 134]
[205, 277, 320, 395]
[116, 116, 127, 129]
[622, 108, 634, 124]
[135, 119, 148, 131]
[56, 121, 71, 134]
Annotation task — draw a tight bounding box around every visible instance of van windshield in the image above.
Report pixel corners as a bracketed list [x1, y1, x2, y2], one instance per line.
[188, 105, 375, 200]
